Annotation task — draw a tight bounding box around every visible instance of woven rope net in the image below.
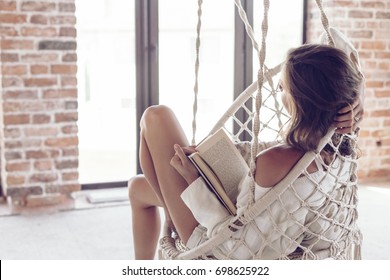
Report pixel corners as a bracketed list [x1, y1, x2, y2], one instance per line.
[159, 0, 363, 260]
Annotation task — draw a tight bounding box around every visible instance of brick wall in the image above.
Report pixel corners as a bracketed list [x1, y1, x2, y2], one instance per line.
[0, 0, 79, 206]
[307, 0, 390, 182]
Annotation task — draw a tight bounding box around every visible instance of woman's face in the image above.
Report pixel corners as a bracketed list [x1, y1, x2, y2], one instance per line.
[280, 74, 293, 115]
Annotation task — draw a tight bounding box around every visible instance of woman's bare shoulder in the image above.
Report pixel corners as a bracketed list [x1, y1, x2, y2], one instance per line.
[255, 144, 304, 188]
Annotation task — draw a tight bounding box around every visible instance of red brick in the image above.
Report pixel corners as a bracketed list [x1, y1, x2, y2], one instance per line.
[62, 172, 78, 181]
[366, 81, 384, 88]
[361, 41, 387, 50]
[55, 159, 78, 169]
[382, 138, 390, 146]
[24, 127, 58, 137]
[34, 160, 53, 171]
[3, 102, 22, 113]
[358, 130, 370, 138]
[26, 150, 49, 159]
[377, 12, 390, 19]
[62, 148, 78, 157]
[356, 51, 373, 59]
[367, 169, 390, 179]
[371, 129, 390, 138]
[1, 39, 34, 50]
[62, 53, 77, 62]
[0, 1, 16, 11]
[7, 175, 25, 185]
[2, 77, 23, 88]
[375, 52, 390, 59]
[61, 124, 78, 134]
[361, 1, 386, 9]
[2, 65, 28, 75]
[0, 13, 27, 23]
[32, 114, 51, 124]
[30, 173, 58, 183]
[4, 140, 22, 149]
[6, 162, 31, 172]
[55, 112, 78, 122]
[61, 77, 77, 87]
[59, 3, 76, 13]
[347, 30, 373, 39]
[21, 1, 56, 12]
[375, 90, 390, 98]
[65, 101, 77, 110]
[4, 114, 30, 125]
[348, 10, 373, 18]
[21, 27, 57, 37]
[5, 151, 22, 160]
[4, 90, 38, 99]
[367, 21, 379, 29]
[46, 184, 80, 194]
[21, 53, 58, 62]
[30, 14, 48, 25]
[6, 186, 43, 198]
[378, 62, 390, 70]
[0, 26, 17, 36]
[30, 64, 49, 74]
[4, 127, 21, 138]
[45, 137, 78, 147]
[49, 15, 76, 25]
[59, 27, 76, 37]
[51, 64, 77, 74]
[1, 53, 19, 62]
[333, 1, 359, 7]
[24, 78, 57, 87]
[43, 89, 77, 98]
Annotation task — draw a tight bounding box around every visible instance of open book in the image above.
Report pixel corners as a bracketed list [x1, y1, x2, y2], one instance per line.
[188, 128, 250, 215]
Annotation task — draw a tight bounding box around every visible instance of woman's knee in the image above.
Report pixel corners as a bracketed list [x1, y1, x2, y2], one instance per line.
[128, 175, 146, 204]
[140, 105, 174, 130]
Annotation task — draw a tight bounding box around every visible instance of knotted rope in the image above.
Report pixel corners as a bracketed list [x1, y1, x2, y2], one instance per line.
[191, 0, 203, 145]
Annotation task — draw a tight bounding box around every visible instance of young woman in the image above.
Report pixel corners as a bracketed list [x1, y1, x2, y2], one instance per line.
[128, 44, 364, 259]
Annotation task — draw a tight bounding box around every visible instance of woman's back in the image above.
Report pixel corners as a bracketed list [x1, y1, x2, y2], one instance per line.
[215, 146, 357, 260]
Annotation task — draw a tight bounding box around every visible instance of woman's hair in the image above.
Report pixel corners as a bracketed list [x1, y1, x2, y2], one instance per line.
[282, 44, 362, 153]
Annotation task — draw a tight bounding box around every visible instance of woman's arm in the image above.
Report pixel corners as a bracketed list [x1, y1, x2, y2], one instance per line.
[170, 145, 231, 237]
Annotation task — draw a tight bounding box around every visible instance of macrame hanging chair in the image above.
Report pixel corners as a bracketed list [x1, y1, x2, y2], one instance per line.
[159, 0, 363, 260]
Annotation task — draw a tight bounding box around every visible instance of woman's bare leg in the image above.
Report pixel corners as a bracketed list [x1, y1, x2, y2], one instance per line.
[139, 105, 198, 244]
[128, 175, 162, 259]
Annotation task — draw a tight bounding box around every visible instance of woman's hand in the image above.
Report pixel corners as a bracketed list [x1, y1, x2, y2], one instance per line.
[170, 145, 199, 185]
[334, 97, 364, 134]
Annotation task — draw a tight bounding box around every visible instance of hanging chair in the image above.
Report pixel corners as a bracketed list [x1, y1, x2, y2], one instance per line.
[159, 0, 363, 260]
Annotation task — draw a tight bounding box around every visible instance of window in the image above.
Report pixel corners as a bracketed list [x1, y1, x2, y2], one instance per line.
[75, 0, 304, 187]
[159, 0, 235, 141]
[76, 0, 136, 184]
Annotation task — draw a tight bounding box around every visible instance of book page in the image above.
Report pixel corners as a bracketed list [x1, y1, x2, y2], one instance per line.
[196, 128, 249, 204]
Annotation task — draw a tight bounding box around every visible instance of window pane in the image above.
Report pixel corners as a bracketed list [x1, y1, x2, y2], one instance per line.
[76, 0, 136, 183]
[252, 0, 303, 141]
[159, 0, 235, 142]
[253, 0, 304, 68]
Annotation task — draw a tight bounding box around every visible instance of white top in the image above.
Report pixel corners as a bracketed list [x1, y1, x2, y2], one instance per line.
[181, 157, 353, 259]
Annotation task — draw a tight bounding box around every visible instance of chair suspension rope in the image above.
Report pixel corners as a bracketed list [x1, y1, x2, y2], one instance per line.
[249, 0, 270, 204]
[315, 0, 335, 46]
[191, 0, 203, 145]
[234, 0, 260, 56]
